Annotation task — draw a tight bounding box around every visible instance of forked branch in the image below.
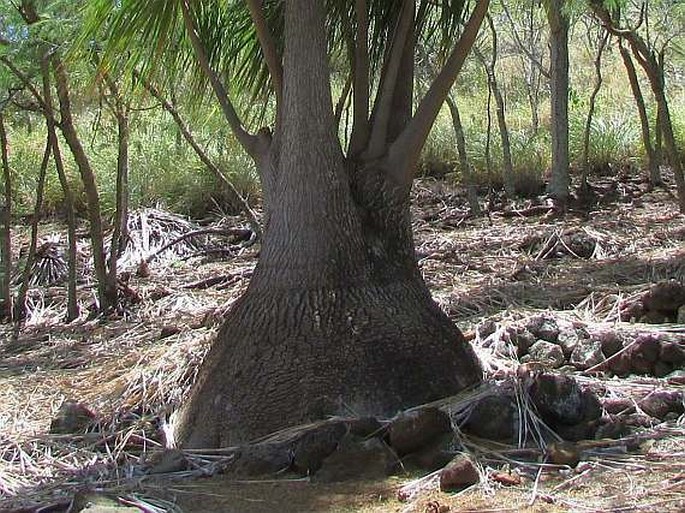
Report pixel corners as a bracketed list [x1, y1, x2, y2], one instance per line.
[389, 0, 490, 185]
[366, 0, 414, 159]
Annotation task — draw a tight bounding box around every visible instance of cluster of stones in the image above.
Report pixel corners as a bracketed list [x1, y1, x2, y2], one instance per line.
[480, 312, 685, 379]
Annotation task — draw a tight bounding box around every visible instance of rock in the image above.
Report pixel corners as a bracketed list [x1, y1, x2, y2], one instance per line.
[527, 341, 565, 368]
[292, 421, 349, 474]
[570, 340, 605, 371]
[489, 470, 522, 486]
[527, 316, 560, 343]
[608, 352, 632, 377]
[678, 305, 685, 324]
[653, 361, 673, 378]
[620, 300, 645, 322]
[347, 417, 383, 438]
[504, 327, 536, 357]
[638, 391, 684, 420]
[159, 325, 181, 339]
[602, 397, 634, 415]
[659, 341, 685, 365]
[146, 448, 188, 474]
[557, 329, 582, 358]
[598, 331, 624, 358]
[439, 454, 479, 492]
[643, 280, 685, 316]
[387, 407, 452, 456]
[50, 400, 97, 434]
[400, 433, 460, 472]
[476, 320, 498, 340]
[627, 333, 661, 375]
[313, 436, 396, 482]
[528, 373, 585, 426]
[462, 393, 517, 442]
[545, 441, 581, 466]
[233, 442, 293, 476]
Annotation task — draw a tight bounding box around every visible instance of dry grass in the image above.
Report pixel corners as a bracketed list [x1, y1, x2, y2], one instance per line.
[0, 178, 684, 512]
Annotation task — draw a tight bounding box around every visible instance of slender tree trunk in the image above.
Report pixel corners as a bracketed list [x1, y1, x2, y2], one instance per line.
[175, 0, 481, 448]
[14, 136, 49, 323]
[0, 112, 12, 321]
[52, 56, 115, 311]
[618, 42, 660, 187]
[580, 32, 608, 188]
[476, 17, 515, 198]
[101, 73, 129, 302]
[446, 95, 481, 215]
[41, 57, 78, 321]
[545, 0, 570, 204]
[591, 5, 685, 211]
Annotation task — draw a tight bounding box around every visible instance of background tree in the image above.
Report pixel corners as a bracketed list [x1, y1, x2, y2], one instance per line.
[591, 0, 685, 212]
[545, 0, 571, 205]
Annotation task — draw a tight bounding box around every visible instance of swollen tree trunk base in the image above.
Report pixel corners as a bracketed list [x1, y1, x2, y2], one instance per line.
[175, 276, 482, 448]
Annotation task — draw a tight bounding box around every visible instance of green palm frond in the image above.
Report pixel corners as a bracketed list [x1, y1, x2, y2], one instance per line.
[81, 0, 472, 126]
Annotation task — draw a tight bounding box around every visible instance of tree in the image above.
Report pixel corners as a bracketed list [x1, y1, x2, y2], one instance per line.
[591, 1, 685, 212]
[91, 0, 487, 447]
[545, 0, 571, 204]
[0, 109, 11, 321]
[474, 14, 515, 197]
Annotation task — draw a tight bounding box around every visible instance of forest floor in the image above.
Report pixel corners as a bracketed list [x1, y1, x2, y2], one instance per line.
[0, 172, 684, 513]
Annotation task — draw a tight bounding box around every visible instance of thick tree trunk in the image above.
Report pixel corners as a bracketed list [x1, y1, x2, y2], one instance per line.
[0, 112, 11, 321]
[545, 0, 570, 204]
[175, 0, 482, 448]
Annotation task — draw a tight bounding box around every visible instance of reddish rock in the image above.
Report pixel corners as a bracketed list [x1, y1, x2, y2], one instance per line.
[598, 331, 623, 358]
[439, 455, 479, 492]
[643, 280, 685, 315]
[659, 342, 685, 365]
[50, 400, 97, 434]
[602, 397, 634, 415]
[638, 390, 684, 420]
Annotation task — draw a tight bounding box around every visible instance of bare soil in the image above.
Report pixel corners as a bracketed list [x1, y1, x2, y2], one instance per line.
[1, 175, 684, 513]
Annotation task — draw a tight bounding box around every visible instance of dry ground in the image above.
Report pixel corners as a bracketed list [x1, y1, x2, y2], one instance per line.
[0, 175, 684, 512]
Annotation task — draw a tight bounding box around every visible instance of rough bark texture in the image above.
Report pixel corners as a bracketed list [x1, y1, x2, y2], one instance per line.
[546, 0, 570, 203]
[175, 0, 482, 448]
[0, 112, 11, 321]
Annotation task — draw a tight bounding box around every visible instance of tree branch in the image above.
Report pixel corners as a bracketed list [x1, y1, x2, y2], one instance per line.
[366, 0, 414, 159]
[348, 0, 370, 157]
[0, 56, 48, 112]
[245, 0, 283, 107]
[500, 0, 549, 78]
[137, 73, 262, 236]
[388, 0, 490, 186]
[180, 0, 260, 160]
